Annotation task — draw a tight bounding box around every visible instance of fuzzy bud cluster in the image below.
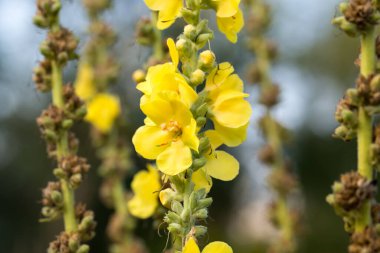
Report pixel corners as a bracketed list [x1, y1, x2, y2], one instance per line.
[333, 0, 380, 36]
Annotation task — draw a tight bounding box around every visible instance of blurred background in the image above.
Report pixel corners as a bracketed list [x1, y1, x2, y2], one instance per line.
[0, 0, 359, 252]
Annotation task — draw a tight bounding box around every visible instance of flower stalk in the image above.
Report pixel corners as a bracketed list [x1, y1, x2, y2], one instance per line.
[244, 0, 301, 252]
[33, 0, 96, 251]
[132, 0, 249, 252]
[75, 0, 147, 252]
[327, 0, 380, 251]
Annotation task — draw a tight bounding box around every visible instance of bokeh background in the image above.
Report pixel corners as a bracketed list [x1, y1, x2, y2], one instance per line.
[0, 0, 359, 252]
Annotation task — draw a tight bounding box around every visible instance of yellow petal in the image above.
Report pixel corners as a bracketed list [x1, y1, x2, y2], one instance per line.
[85, 93, 121, 133]
[202, 241, 233, 253]
[215, 0, 240, 18]
[144, 0, 166, 10]
[157, 140, 192, 175]
[183, 237, 201, 253]
[132, 125, 171, 159]
[214, 121, 249, 147]
[75, 62, 96, 101]
[167, 38, 179, 68]
[204, 150, 239, 181]
[127, 166, 161, 219]
[212, 95, 252, 128]
[206, 63, 235, 90]
[141, 98, 173, 125]
[216, 9, 244, 43]
[136, 81, 151, 95]
[128, 195, 157, 219]
[204, 130, 224, 150]
[182, 118, 199, 151]
[192, 169, 213, 193]
[156, 0, 182, 30]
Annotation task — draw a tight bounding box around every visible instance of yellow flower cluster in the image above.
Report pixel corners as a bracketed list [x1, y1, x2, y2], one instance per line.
[132, 39, 251, 179]
[144, 0, 244, 43]
[75, 63, 121, 133]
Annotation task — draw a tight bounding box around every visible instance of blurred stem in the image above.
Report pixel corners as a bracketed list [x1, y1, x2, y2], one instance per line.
[152, 12, 164, 60]
[52, 60, 78, 233]
[355, 28, 375, 232]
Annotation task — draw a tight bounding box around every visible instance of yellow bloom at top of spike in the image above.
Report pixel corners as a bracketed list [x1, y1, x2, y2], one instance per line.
[85, 93, 121, 133]
[127, 164, 161, 219]
[204, 62, 252, 146]
[136, 39, 197, 108]
[132, 94, 199, 175]
[75, 62, 96, 101]
[144, 0, 183, 30]
[183, 237, 233, 253]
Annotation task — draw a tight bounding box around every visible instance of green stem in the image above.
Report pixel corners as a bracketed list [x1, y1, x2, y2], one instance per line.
[355, 28, 375, 232]
[52, 60, 78, 233]
[152, 12, 164, 60]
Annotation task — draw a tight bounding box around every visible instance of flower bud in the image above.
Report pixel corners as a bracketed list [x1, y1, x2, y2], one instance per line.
[76, 244, 90, 253]
[51, 190, 63, 205]
[370, 74, 380, 91]
[199, 50, 215, 70]
[184, 24, 197, 40]
[193, 208, 208, 219]
[132, 69, 146, 83]
[192, 157, 207, 170]
[190, 69, 205, 86]
[53, 168, 66, 179]
[168, 223, 182, 235]
[194, 225, 208, 237]
[165, 211, 182, 224]
[332, 16, 359, 37]
[171, 200, 184, 214]
[196, 117, 207, 127]
[159, 188, 176, 208]
[198, 137, 211, 154]
[196, 197, 213, 210]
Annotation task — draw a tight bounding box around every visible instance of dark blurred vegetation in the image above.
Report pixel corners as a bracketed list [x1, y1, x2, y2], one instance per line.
[0, 0, 364, 252]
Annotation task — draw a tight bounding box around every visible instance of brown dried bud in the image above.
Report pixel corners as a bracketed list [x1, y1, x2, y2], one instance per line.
[48, 232, 81, 253]
[76, 203, 97, 242]
[267, 166, 298, 196]
[59, 155, 90, 188]
[246, 64, 261, 84]
[33, 60, 52, 92]
[34, 0, 61, 28]
[334, 171, 376, 211]
[259, 84, 280, 107]
[42, 28, 78, 65]
[349, 227, 380, 253]
[343, 0, 377, 31]
[135, 17, 155, 46]
[258, 144, 275, 164]
[82, 0, 111, 16]
[63, 85, 85, 119]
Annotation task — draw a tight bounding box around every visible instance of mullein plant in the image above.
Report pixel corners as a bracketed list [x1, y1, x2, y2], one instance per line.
[327, 0, 380, 251]
[33, 0, 96, 252]
[129, 0, 251, 252]
[244, 0, 301, 252]
[74, 0, 146, 252]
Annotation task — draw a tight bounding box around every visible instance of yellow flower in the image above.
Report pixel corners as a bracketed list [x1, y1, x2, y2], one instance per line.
[205, 62, 252, 147]
[136, 39, 197, 108]
[217, 9, 244, 43]
[144, 0, 183, 30]
[85, 93, 121, 133]
[75, 62, 96, 101]
[132, 95, 199, 175]
[183, 237, 233, 253]
[127, 165, 161, 219]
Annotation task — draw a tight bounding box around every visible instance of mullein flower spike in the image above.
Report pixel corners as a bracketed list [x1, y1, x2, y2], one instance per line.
[131, 0, 251, 251]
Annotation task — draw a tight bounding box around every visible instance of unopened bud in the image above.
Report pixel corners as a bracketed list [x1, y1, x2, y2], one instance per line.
[171, 200, 184, 214]
[332, 16, 359, 37]
[196, 117, 207, 127]
[132, 69, 146, 83]
[199, 50, 215, 70]
[184, 24, 197, 40]
[370, 75, 380, 91]
[76, 244, 90, 253]
[194, 225, 208, 237]
[192, 157, 207, 169]
[193, 208, 208, 219]
[190, 69, 205, 86]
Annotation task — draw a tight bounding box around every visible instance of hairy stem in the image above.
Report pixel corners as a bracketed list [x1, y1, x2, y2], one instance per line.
[52, 60, 78, 232]
[355, 28, 375, 232]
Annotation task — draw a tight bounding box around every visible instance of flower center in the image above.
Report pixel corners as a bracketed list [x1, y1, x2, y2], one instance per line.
[161, 120, 182, 138]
